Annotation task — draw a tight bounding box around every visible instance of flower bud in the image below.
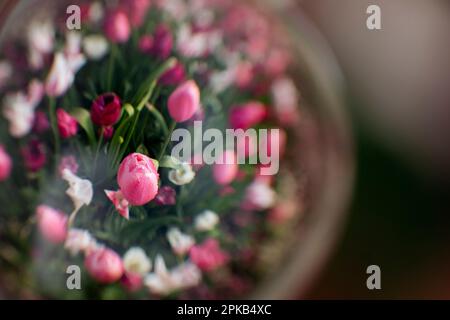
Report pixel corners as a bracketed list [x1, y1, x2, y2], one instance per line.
[22, 139, 46, 172]
[91, 93, 122, 127]
[36, 205, 68, 244]
[189, 239, 229, 272]
[168, 80, 200, 122]
[104, 9, 131, 44]
[57, 109, 78, 139]
[117, 153, 159, 206]
[154, 186, 176, 205]
[150, 24, 173, 59]
[85, 248, 124, 284]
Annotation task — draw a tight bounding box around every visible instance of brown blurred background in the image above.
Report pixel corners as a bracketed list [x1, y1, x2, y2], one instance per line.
[299, 0, 450, 299]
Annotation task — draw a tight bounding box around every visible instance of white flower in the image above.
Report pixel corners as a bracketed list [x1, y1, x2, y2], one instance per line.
[2, 92, 35, 138]
[64, 228, 100, 256]
[27, 19, 54, 70]
[194, 210, 219, 231]
[244, 181, 276, 210]
[123, 247, 152, 275]
[45, 53, 75, 97]
[167, 228, 195, 256]
[168, 162, 195, 185]
[62, 169, 93, 214]
[2, 80, 44, 138]
[144, 255, 201, 296]
[83, 35, 109, 60]
[177, 24, 221, 58]
[64, 32, 87, 72]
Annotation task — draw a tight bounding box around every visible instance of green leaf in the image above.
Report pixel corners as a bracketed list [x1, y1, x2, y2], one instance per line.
[70, 107, 96, 146]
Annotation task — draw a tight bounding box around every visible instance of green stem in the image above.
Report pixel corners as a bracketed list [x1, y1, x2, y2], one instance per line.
[158, 121, 176, 161]
[93, 127, 104, 177]
[106, 45, 116, 91]
[147, 103, 169, 136]
[48, 98, 60, 155]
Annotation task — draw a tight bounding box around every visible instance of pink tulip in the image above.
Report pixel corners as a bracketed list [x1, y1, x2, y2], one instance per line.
[22, 139, 46, 172]
[159, 62, 186, 86]
[212, 150, 238, 185]
[57, 109, 78, 139]
[150, 24, 173, 59]
[91, 93, 122, 127]
[120, 0, 151, 28]
[104, 9, 131, 44]
[189, 239, 229, 272]
[168, 80, 200, 122]
[36, 205, 68, 244]
[138, 35, 154, 53]
[0, 145, 12, 181]
[229, 102, 267, 130]
[85, 248, 124, 284]
[117, 153, 159, 206]
[154, 186, 176, 206]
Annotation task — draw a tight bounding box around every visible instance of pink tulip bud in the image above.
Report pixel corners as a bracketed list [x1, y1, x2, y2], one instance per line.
[57, 109, 78, 139]
[91, 93, 122, 127]
[104, 9, 131, 44]
[36, 205, 68, 244]
[150, 24, 173, 59]
[85, 248, 124, 284]
[159, 62, 186, 86]
[117, 153, 159, 206]
[120, 0, 151, 28]
[154, 186, 176, 206]
[229, 102, 267, 130]
[168, 80, 200, 122]
[189, 238, 229, 272]
[22, 139, 46, 172]
[212, 150, 238, 185]
[0, 145, 12, 181]
[102, 126, 114, 140]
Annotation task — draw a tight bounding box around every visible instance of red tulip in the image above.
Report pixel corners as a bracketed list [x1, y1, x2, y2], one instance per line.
[91, 93, 122, 127]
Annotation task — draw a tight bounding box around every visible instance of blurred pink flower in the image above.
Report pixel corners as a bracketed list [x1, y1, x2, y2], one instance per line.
[159, 62, 186, 86]
[0, 145, 12, 181]
[85, 248, 124, 284]
[212, 150, 238, 185]
[168, 80, 201, 122]
[138, 34, 154, 53]
[22, 139, 46, 172]
[150, 24, 173, 59]
[189, 238, 229, 272]
[33, 111, 50, 134]
[36, 205, 68, 244]
[57, 109, 78, 139]
[58, 155, 79, 177]
[120, 0, 151, 28]
[229, 102, 267, 130]
[154, 186, 176, 206]
[117, 153, 159, 206]
[91, 92, 122, 127]
[105, 190, 130, 219]
[104, 9, 131, 44]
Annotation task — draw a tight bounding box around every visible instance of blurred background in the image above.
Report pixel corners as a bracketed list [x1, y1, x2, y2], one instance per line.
[300, 0, 450, 299]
